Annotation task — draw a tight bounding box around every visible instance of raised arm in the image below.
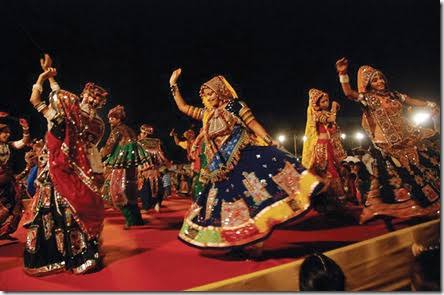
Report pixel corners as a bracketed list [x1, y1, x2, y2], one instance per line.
[335, 57, 359, 100]
[169, 68, 204, 121]
[10, 118, 30, 149]
[29, 67, 57, 118]
[169, 129, 181, 145]
[40, 54, 61, 92]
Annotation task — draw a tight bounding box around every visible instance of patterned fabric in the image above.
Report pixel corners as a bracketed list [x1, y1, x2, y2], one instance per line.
[200, 101, 254, 183]
[23, 89, 103, 273]
[137, 136, 167, 210]
[23, 169, 101, 276]
[179, 146, 322, 248]
[81, 82, 108, 109]
[102, 123, 151, 169]
[0, 133, 28, 237]
[138, 137, 167, 168]
[23, 177, 100, 276]
[102, 123, 145, 224]
[103, 142, 150, 169]
[0, 143, 11, 167]
[0, 174, 22, 238]
[346, 67, 441, 221]
[178, 78, 322, 249]
[302, 89, 346, 199]
[45, 89, 105, 239]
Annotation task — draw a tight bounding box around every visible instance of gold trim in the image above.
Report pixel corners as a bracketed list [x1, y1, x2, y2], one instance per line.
[72, 259, 97, 275]
[24, 261, 66, 276]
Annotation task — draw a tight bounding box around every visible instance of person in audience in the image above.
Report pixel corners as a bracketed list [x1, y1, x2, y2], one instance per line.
[299, 253, 346, 291]
[411, 242, 440, 291]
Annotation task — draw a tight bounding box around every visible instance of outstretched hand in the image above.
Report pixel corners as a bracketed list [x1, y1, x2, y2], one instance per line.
[169, 128, 177, 137]
[169, 68, 182, 86]
[19, 118, 29, 128]
[39, 67, 57, 81]
[40, 54, 53, 71]
[331, 101, 340, 112]
[335, 57, 348, 74]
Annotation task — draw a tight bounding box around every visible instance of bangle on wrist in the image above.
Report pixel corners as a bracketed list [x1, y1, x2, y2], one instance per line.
[263, 135, 273, 145]
[32, 83, 43, 94]
[34, 102, 48, 113]
[339, 74, 349, 84]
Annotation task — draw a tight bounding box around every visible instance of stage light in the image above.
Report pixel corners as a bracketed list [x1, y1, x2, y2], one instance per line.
[355, 132, 365, 141]
[412, 111, 431, 126]
[302, 135, 307, 142]
[340, 133, 346, 139]
[277, 134, 286, 143]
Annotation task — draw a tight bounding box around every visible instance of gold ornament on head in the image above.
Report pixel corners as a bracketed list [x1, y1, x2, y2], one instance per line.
[302, 88, 328, 169]
[108, 105, 126, 121]
[308, 88, 328, 111]
[199, 75, 238, 102]
[81, 82, 109, 109]
[357, 65, 387, 93]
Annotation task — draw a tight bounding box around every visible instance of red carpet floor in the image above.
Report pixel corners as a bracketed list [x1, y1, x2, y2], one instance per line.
[0, 195, 423, 291]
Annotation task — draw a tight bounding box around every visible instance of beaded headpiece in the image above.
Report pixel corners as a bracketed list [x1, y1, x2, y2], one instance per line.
[357, 65, 387, 93]
[309, 88, 328, 111]
[108, 105, 126, 121]
[81, 82, 109, 108]
[140, 124, 154, 134]
[199, 75, 238, 102]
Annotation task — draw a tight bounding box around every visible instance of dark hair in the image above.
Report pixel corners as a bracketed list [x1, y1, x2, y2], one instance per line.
[354, 161, 371, 180]
[299, 253, 345, 291]
[411, 248, 440, 291]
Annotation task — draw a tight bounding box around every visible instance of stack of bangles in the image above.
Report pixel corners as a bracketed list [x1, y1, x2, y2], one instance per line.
[33, 101, 48, 113]
[338, 73, 349, 84]
[263, 134, 273, 145]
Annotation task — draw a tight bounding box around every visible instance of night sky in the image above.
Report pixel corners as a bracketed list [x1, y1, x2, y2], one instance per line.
[0, 0, 440, 168]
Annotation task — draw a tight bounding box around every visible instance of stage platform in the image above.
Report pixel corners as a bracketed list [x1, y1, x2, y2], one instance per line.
[0, 195, 438, 291]
[190, 219, 440, 291]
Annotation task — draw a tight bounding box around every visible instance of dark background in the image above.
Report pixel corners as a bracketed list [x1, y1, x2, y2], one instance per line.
[0, 0, 440, 170]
